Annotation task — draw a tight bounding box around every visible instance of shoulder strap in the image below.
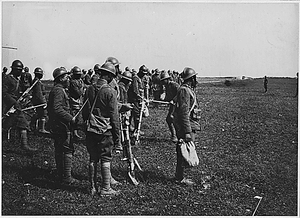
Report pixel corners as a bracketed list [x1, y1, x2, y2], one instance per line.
[186, 87, 197, 114]
[89, 84, 105, 115]
[173, 85, 197, 115]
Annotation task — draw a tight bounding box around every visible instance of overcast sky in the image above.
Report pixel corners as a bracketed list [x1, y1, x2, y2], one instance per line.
[2, 1, 299, 80]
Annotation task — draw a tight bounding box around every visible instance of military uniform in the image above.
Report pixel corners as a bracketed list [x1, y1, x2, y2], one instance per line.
[2, 74, 29, 130]
[83, 73, 92, 85]
[173, 83, 200, 184]
[31, 77, 49, 133]
[163, 80, 180, 142]
[128, 73, 144, 131]
[83, 78, 120, 162]
[69, 76, 84, 129]
[83, 77, 120, 195]
[142, 74, 151, 101]
[152, 73, 163, 105]
[48, 82, 76, 183]
[20, 71, 33, 93]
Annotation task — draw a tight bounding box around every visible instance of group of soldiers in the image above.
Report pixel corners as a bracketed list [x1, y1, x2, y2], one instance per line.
[2, 57, 201, 196]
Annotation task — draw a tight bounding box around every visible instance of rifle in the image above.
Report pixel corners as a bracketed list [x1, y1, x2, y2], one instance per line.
[133, 99, 146, 146]
[3, 79, 39, 118]
[21, 103, 47, 112]
[73, 99, 88, 120]
[120, 111, 143, 185]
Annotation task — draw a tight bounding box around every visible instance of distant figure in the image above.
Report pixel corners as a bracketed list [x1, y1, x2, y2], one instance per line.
[295, 72, 298, 98]
[20, 66, 33, 93]
[263, 76, 268, 93]
[2, 67, 8, 79]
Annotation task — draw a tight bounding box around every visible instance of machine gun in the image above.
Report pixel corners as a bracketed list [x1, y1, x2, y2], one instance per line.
[3, 79, 38, 119]
[120, 110, 143, 185]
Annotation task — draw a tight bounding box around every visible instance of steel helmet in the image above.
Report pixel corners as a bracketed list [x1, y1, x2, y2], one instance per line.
[11, 60, 24, 70]
[181, 67, 197, 81]
[34, 67, 43, 75]
[72, 66, 82, 75]
[94, 64, 101, 72]
[121, 71, 132, 82]
[106, 57, 120, 66]
[53, 67, 69, 80]
[139, 65, 147, 73]
[160, 71, 171, 81]
[99, 62, 116, 76]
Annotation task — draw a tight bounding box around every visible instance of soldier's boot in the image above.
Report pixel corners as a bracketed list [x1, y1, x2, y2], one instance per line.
[167, 123, 178, 143]
[89, 162, 98, 195]
[62, 153, 80, 185]
[175, 155, 194, 186]
[111, 175, 121, 185]
[20, 129, 37, 152]
[100, 161, 120, 196]
[38, 118, 50, 134]
[54, 153, 63, 181]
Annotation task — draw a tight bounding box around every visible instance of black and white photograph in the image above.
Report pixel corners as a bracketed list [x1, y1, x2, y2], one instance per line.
[1, 0, 299, 216]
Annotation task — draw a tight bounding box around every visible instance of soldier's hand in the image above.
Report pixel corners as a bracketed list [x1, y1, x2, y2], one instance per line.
[71, 116, 77, 125]
[43, 103, 47, 109]
[120, 103, 133, 113]
[185, 133, 192, 142]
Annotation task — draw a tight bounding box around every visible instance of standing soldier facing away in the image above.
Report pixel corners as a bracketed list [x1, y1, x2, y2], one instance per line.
[31, 67, 50, 134]
[173, 67, 200, 186]
[47, 67, 80, 185]
[264, 76, 268, 93]
[160, 71, 180, 143]
[69, 66, 85, 140]
[82, 62, 121, 196]
[2, 60, 37, 151]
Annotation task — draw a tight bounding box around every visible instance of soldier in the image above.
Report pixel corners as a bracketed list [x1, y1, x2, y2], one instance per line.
[152, 69, 163, 108]
[127, 65, 147, 134]
[31, 67, 50, 134]
[119, 71, 132, 105]
[69, 66, 85, 140]
[91, 64, 101, 85]
[83, 69, 92, 85]
[82, 62, 120, 196]
[20, 66, 33, 93]
[173, 67, 200, 186]
[142, 68, 151, 104]
[160, 71, 180, 143]
[116, 71, 133, 152]
[2, 60, 37, 151]
[105, 57, 121, 100]
[264, 76, 268, 93]
[2, 66, 8, 79]
[47, 67, 80, 185]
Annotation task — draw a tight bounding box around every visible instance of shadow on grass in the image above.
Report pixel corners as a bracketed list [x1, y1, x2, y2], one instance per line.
[4, 163, 89, 194]
[111, 166, 170, 185]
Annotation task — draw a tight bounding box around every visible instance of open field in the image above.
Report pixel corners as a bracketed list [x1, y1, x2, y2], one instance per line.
[2, 77, 298, 215]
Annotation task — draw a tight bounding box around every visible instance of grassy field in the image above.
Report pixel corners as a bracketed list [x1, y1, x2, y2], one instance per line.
[2, 77, 298, 215]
